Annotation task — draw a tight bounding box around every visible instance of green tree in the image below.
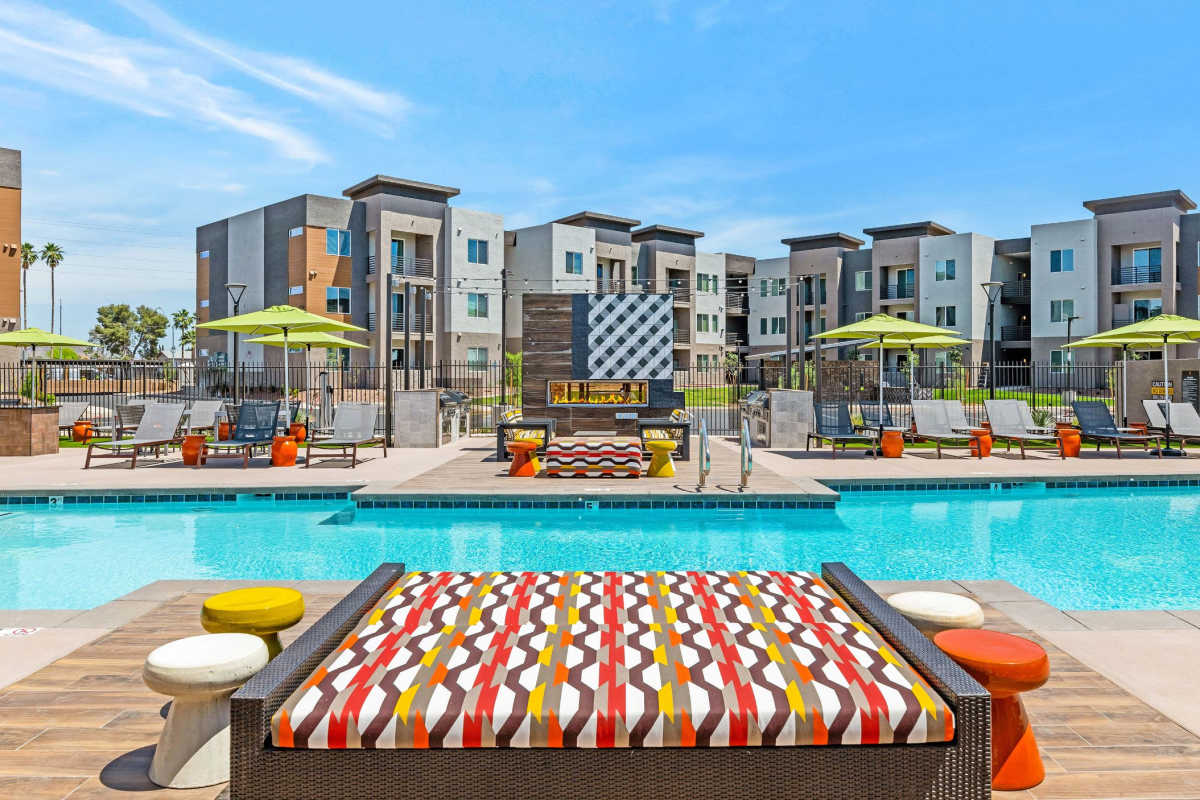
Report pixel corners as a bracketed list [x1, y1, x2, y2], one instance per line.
[19, 242, 37, 329]
[89, 303, 136, 357]
[171, 308, 195, 358]
[39, 243, 63, 333]
[132, 305, 169, 358]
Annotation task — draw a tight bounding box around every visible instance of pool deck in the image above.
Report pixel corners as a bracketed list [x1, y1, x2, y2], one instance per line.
[1, 580, 1199, 799]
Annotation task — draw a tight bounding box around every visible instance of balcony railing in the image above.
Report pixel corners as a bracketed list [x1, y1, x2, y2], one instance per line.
[1115, 265, 1161, 285]
[595, 279, 629, 294]
[1001, 279, 1031, 302]
[669, 282, 690, 304]
[1001, 324, 1031, 341]
[367, 255, 435, 278]
[672, 328, 690, 345]
[366, 312, 434, 333]
[881, 284, 915, 300]
[725, 293, 748, 313]
[726, 332, 745, 347]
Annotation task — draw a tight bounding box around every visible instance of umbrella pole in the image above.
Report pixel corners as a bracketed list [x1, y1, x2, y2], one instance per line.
[1162, 335, 1180, 455]
[283, 327, 290, 431]
[30, 345, 37, 407]
[878, 335, 885, 449]
[1122, 344, 1128, 427]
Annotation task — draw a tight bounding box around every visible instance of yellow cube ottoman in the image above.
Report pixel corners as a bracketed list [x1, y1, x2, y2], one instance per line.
[201, 587, 304, 659]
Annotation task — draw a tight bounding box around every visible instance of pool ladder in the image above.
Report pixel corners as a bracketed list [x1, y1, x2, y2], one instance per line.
[739, 418, 753, 489]
[698, 418, 712, 487]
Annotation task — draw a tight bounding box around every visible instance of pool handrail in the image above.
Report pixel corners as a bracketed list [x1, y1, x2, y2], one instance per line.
[698, 417, 711, 487]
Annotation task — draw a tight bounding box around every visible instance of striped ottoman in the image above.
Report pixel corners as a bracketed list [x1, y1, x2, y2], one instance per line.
[544, 436, 642, 477]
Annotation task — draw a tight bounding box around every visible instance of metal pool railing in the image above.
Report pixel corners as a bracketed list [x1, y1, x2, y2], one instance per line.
[740, 417, 753, 489]
[698, 418, 711, 487]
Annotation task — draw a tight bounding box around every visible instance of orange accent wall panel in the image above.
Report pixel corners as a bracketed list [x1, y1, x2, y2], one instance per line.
[196, 255, 210, 324]
[302, 225, 352, 322]
[0, 187, 20, 321]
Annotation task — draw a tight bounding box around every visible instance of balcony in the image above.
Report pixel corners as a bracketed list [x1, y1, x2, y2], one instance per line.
[595, 279, 631, 294]
[669, 281, 690, 305]
[367, 255, 435, 279]
[1114, 265, 1161, 285]
[725, 332, 746, 347]
[672, 327, 691, 345]
[881, 284, 915, 300]
[1001, 324, 1031, 341]
[725, 292, 748, 314]
[1001, 279, 1031, 302]
[367, 312, 434, 333]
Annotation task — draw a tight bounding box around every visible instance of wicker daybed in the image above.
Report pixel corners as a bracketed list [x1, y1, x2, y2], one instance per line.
[231, 563, 990, 799]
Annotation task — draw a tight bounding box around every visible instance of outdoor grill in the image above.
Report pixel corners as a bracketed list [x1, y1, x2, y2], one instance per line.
[438, 389, 470, 443]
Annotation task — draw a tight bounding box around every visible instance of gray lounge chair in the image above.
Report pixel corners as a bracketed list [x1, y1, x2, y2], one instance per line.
[1160, 402, 1200, 451]
[1072, 400, 1161, 458]
[56, 401, 89, 436]
[858, 402, 904, 432]
[200, 401, 280, 468]
[305, 402, 386, 468]
[807, 402, 877, 459]
[911, 400, 982, 459]
[984, 399, 1062, 458]
[83, 402, 186, 469]
[186, 399, 223, 434]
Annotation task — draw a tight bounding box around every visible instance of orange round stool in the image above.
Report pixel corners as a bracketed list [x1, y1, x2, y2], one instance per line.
[1058, 429, 1081, 457]
[934, 629, 1049, 790]
[969, 429, 992, 458]
[505, 440, 540, 477]
[880, 429, 904, 458]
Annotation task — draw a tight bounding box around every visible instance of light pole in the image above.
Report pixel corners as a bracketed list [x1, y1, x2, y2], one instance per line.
[1065, 313, 1080, 393]
[979, 281, 1003, 399]
[224, 282, 247, 401]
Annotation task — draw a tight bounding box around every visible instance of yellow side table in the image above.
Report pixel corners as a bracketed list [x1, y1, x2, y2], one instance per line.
[645, 440, 677, 478]
[201, 587, 304, 659]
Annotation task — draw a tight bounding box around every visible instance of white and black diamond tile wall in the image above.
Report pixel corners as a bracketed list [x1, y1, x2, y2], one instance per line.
[586, 294, 673, 379]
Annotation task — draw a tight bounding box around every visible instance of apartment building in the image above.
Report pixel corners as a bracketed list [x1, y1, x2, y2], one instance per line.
[196, 175, 505, 368]
[0, 147, 19, 333]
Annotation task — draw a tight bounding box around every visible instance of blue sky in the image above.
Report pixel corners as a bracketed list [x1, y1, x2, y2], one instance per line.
[2, 0, 1198, 341]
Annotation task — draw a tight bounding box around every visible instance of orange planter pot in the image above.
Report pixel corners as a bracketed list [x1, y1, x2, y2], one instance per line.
[218, 421, 235, 441]
[181, 434, 207, 466]
[969, 429, 992, 458]
[271, 435, 298, 467]
[1058, 430, 1081, 457]
[72, 420, 93, 443]
[289, 422, 307, 442]
[880, 430, 904, 458]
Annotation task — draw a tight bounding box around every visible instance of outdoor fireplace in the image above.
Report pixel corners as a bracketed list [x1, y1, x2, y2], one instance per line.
[548, 380, 648, 407]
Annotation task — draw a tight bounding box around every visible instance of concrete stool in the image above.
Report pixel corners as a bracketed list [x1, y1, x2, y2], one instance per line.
[201, 587, 304, 659]
[887, 591, 984, 636]
[646, 440, 677, 478]
[143, 633, 268, 788]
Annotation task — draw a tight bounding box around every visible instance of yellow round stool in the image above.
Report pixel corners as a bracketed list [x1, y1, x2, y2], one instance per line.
[646, 440, 677, 478]
[201, 587, 304, 659]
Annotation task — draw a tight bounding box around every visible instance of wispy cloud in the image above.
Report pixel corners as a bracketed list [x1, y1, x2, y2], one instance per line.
[694, 1, 731, 31]
[0, 2, 326, 163]
[179, 181, 247, 194]
[114, 0, 412, 136]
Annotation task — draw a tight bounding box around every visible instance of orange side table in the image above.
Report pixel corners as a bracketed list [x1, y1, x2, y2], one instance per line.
[505, 440, 540, 477]
[880, 429, 904, 458]
[72, 420, 94, 442]
[1058, 428, 1081, 458]
[969, 429, 992, 458]
[934, 629, 1050, 790]
[181, 434, 207, 466]
[271, 436, 298, 467]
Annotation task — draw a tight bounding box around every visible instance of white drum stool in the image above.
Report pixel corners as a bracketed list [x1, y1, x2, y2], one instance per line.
[887, 591, 984, 636]
[143, 633, 268, 788]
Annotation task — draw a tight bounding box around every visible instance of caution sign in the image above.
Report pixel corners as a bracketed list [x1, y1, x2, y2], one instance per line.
[1151, 379, 1175, 398]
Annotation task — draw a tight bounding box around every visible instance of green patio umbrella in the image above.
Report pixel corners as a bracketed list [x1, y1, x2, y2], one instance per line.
[815, 314, 959, 440]
[246, 331, 368, 425]
[860, 333, 969, 406]
[198, 305, 364, 416]
[1064, 331, 1193, 426]
[0, 327, 94, 406]
[1064, 315, 1200, 451]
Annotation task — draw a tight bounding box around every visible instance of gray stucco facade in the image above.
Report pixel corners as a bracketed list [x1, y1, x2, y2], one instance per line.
[0, 148, 20, 189]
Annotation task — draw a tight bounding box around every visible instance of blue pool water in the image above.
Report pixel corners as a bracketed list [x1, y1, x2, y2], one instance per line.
[1, 486, 1197, 610]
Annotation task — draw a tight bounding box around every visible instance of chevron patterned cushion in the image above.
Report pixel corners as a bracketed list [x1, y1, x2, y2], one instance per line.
[272, 570, 954, 749]
[544, 436, 642, 477]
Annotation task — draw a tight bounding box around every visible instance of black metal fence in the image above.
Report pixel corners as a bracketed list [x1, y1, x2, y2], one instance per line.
[0, 358, 1117, 437]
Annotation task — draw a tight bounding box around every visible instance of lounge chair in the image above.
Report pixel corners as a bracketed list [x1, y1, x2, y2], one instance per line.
[495, 408, 556, 461]
[637, 408, 692, 461]
[185, 399, 223, 434]
[56, 401, 89, 437]
[984, 399, 1062, 458]
[942, 400, 977, 433]
[230, 562, 989, 800]
[807, 402, 877, 458]
[305, 402, 386, 468]
[858, 402, 904, 433]
[83, 402, 185, 469]
[1160, 402, 1200, 451]
[911, 400, 982, 459]
[199, 401, 280, 468]
[1072, 400, 1161, 458]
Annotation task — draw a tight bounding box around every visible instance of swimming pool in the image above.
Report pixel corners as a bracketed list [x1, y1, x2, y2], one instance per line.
[1, 485, 1197, 610]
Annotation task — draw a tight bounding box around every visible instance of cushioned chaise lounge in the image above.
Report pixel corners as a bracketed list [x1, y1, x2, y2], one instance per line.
[911, 401, 981, 459]
[231, 562, 990, 800]
[807, 402, 878, 458]
[305, 402, 386, 468]
[83, 402, 185, 469]
[1073, 400, 1161, 458]
[984, 399, 1062, 459]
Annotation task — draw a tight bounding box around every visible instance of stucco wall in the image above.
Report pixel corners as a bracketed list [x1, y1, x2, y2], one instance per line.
[1030, 218, 1098, 340]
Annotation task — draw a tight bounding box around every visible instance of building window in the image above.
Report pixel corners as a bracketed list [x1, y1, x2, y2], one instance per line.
[467, 347, 488, 370]
[565, 251, 583, 274]
[759, 279, 769, 297]
[697, 314, 708, 333]
[198, 250, 210, 259]
[935, 259, 956, 281]
[1049, 298, 1075, 323]
[326, 287, 351, 314]
[770, 316, 785, 334]
[631, 265, 639, 282]
[288, 285, 303, 296]
[289, 227, 303, 238]
[1050, 349, 1073, 374]
[1050, 248, 1074, 273]
[697, 273, 717, 293]
[1133, 247, 1162, 269]
[199, 299, 209, 308]
[326, 228, 350, 257]
[327, 348, 349, 368]
[1133, 298, 1162, 321]
[855, 270, 871, 291]
[759, 317, 767, 335]
[774, 278, 786, 296]
[467, 292, 489, 318]
[935, 305, 956, 326]
[467, 238, 489, 264]
[855, 311, 870, 321]
[199, 348, 209, 357]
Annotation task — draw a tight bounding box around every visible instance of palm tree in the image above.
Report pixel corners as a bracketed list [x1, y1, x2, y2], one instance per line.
[171, 308, 194, 358]
[19, 243, 37, 329]
[39, 243, 64, 333]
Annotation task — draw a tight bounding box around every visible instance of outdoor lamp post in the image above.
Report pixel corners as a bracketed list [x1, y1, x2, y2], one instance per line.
[1065, 314, 1080, 393]
[224, 282, 247, 401]
[979, 281, 1003, 399]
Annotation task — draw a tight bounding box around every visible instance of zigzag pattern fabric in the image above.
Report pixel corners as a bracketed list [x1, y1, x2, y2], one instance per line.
[544, 436, 642, 477]
[587, 294, 672, 379]
[272, 571, 954, 750]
